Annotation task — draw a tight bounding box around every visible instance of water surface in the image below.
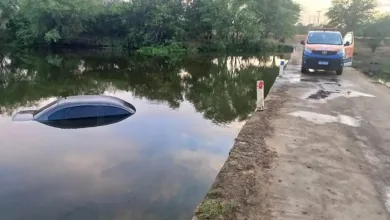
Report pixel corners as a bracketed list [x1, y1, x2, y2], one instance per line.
[0, 50, 285, 220]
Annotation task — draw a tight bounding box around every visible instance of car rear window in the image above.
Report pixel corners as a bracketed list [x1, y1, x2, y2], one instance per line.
[307, 32, 343, 45]
[34, 100, 59, 116]
[121, 101, 136, 113]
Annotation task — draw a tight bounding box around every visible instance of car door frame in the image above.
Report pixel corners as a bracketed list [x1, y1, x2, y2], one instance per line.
[37, 106, 71, 121]
[65, 105, 99, 120]
[343, 31, 354, 67]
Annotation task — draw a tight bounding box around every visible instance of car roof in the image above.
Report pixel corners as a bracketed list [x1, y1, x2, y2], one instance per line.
[58, 95, 128, 107]
[309, 31, 341, 34]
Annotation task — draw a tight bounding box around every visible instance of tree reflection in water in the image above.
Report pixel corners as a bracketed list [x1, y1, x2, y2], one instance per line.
[0, 50, 287, 124]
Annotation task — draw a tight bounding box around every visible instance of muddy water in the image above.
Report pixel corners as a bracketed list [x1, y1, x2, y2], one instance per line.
[0, 50, 286, 220]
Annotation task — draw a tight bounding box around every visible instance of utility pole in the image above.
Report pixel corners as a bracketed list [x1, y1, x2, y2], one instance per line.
[316, 11, 322, 27]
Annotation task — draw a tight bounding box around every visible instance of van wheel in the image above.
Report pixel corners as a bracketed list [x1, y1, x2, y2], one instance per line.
[301, 65, 307, 73]
[336, 68, 343, 75]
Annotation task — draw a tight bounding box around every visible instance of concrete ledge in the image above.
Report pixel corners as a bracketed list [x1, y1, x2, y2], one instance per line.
[378, 79, 390, 87]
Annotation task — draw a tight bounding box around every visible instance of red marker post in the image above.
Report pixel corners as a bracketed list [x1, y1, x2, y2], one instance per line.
[257, 80, 264, 111]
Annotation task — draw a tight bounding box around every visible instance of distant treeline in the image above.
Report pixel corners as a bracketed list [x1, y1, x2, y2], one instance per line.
[0, 0, 300, 52]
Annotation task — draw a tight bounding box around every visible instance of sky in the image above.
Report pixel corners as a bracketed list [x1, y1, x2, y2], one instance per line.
[294, 0, 390, 24]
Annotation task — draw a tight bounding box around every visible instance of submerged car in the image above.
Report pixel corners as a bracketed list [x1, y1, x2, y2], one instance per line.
[12, 95, 136, 128]
[40, 113, 132, 129]
[300, 30, 355, 75]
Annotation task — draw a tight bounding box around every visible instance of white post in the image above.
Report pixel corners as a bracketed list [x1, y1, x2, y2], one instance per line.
[257, 80, 264, 111]
[279, 60, 285, 76]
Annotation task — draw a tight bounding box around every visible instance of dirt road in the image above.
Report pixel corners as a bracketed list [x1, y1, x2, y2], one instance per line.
[194, 46, 390, 220]
[267, 46, 390, 219]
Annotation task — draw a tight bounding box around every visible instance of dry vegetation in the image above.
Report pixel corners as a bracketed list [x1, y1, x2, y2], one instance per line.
[353, 39, 390, 82]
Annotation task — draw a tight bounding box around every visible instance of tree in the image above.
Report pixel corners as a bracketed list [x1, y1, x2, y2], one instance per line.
[364, 13, 390, 52]
[0, 0, 18, 40]
[184, 0, 300, 50]
[326, 0, 377, 32]
[0, 0, 300, 50]
[253, 0, 300, 38]
[0, 0, 18, 28]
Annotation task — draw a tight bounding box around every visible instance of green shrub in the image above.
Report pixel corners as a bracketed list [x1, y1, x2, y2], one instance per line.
[44, 29, 62, 44]
[137, 42, 186, 57]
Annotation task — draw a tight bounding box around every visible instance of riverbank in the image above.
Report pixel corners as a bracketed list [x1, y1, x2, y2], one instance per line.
[193, 46, 390, 220]
[136, 42, 294, 56]
[0, 41, 293, 58]
[353, 39, 390, 84]
[192, 46, 298, 220]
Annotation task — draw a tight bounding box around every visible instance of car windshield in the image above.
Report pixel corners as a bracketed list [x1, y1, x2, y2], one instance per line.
[307, 32, 343, 45]
[34, 100, 59, 116]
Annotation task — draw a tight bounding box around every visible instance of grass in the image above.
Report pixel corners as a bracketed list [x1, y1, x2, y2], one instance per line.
[353, 39, 390, 83]
[196, 200, 237, 220]
[206, 188, 224, 199]
[380, 63, 390, 82]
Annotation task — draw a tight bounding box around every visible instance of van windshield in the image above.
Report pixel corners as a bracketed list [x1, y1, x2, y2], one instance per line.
[307, 32, 343, 45]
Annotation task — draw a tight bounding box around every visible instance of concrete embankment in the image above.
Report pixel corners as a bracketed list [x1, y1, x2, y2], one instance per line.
[193, 46, 390, 220]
